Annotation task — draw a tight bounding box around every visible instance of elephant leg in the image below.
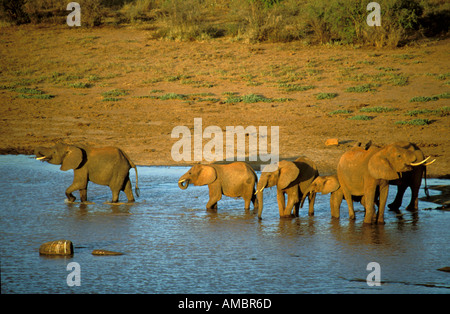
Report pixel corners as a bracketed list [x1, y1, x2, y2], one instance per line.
[206, 188, 221, 210]
[65, 180, 87, 202]
[406, 169, 422, 211]
[342, 188, 355, 220]
[388, 184, 407, 212]
[363, 183, 377, 224]
[79, 188, 87, 202]
[122, 177, 135, 203]
[330, 190, 343, 219]
[283, 196, 296, 217]
[406, 187, 419, 211]
[277, 190, 286, 217]
[294, 202, 300, 217]
[376, 182, 389, 224]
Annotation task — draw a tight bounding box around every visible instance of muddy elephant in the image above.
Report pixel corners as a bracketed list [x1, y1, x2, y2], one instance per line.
[337, 143, 430, 224]
[255, 157, 319, 219]
[178, 162, 258, 211]
[387, 141, 435, 212]
[35, 143, 139, 203]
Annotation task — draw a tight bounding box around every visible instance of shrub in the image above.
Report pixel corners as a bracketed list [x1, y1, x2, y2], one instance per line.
[316, 92, 338, 100]
[0, 0, 29, 25]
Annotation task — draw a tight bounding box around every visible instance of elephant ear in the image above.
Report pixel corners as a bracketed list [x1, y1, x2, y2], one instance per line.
[194, 165, 217, 186]
[321, 176, 340, 194]
[368, 151, 399, 180]
[60, 146, 83, 171]
[278, 161, 300, 190]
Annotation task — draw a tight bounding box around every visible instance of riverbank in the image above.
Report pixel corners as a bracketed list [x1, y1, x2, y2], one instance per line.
[0, 26, 449, 178]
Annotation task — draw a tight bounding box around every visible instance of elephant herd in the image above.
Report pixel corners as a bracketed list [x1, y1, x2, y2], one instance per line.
[34, 141, 435, 225]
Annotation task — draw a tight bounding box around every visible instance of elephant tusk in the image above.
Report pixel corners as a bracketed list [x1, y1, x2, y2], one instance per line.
[254, 187, 265, 195]
[409, 156, 430, 166]
[36, 156, 46, 160]
[424, 159, 436, 166]
[178, 179, 185, 183]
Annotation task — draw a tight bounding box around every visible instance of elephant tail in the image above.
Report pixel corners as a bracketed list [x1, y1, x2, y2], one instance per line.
[133, 165, 140, 198]
[122, 150, 140, 198]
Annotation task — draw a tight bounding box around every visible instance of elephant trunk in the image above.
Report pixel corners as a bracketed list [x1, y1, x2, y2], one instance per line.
[300, 188, 311, 208]
[257, 188, 264, 219]
[255, 180, 267, 219]
[178, 178, 190, 190]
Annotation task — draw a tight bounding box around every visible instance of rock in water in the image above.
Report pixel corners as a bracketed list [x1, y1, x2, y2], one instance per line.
[92, 249, 123, 256]
[39, 240, 73, 256]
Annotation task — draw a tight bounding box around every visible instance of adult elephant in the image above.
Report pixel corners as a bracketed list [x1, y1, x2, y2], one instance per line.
[178, 162, 258, 211]
[255, 157, 319, 219]
[337, 143, 429, 224]
[35, 143, 139, 203]
[387, 141, 435, 212]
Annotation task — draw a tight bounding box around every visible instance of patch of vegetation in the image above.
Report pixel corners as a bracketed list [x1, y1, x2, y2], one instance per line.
[360, 106, 398, 113]
[224, 93, 292, 104]
[15, 87, 43, 94]
[345, 84, 379, 93]
[158, 93, 188, 100]
[395, 119, 432, 126]
[69, 82, 92, 88]
[329, 109, 353, 115]
[102, 97, 122, 102]
[348, 115, 374, 121]
[386, 74, 409, 86]
[406, 107, 450, 117]
[437, 73, 450, 81]
[316, 93, 338, 100]
[435, 92, 450, 99]
[17, 94, 54, 99]
[101, 89, 129, 97]
[279, 84, 315, 92]
[410, 96, 439, 102]
[13, 87, 54, 99]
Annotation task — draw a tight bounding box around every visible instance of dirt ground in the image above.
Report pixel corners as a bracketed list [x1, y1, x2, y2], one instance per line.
[0, 25, 449, 179]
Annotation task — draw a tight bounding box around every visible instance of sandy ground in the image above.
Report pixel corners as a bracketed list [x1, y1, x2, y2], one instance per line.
[0, 25, 449, 180]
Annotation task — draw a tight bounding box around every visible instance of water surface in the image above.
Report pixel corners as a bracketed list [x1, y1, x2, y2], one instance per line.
[1, 155, 449, 293]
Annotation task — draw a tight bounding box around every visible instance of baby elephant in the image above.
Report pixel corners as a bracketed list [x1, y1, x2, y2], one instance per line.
[178, 162, 258, 211]
[302, 175, 371, 219]
[301, 175, 342, 218]
[35, 143, 139, 203]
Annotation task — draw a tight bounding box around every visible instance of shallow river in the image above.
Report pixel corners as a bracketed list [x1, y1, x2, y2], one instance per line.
[1, 155, 449, 294]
